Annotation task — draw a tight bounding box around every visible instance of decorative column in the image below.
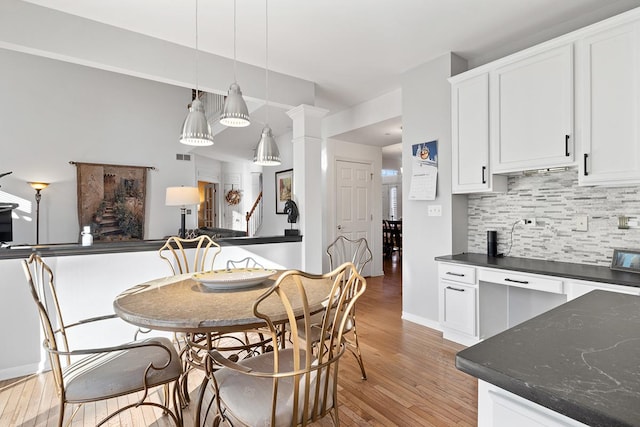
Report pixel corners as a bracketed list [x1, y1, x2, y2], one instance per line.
[286, 104, 328, 273]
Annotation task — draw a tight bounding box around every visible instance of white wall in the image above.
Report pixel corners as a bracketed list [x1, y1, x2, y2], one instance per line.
[400, 53, 468, 328]
[0, 48, 200, 244]
[258, 131, 295, 237]
[324, 138, 383, 276]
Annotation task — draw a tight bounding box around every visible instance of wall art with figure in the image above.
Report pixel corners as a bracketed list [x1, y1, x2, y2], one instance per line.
[275, 169, 293, 214]
[74, 162, 148, 241]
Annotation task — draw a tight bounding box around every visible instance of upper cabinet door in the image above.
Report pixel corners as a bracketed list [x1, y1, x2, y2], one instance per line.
[491, 44, 575, 173]
[452, 73, 491, 193]
[578, 22, 640, 185]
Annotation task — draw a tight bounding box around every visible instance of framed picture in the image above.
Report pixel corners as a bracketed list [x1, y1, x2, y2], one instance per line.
[610, 248, 640, 273]
[275, 169, 293, 214]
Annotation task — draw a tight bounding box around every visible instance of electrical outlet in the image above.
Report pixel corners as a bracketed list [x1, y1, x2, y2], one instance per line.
[427, 205, 442, 217]
[523, 218, 537, 226]
[575, 215, 588, 232]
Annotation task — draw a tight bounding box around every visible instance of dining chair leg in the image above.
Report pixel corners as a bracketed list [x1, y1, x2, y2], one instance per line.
[348, 325, 367, 380]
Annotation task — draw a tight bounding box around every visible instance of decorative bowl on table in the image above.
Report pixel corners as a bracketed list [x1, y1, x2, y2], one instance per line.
[192, 268, 277, 289]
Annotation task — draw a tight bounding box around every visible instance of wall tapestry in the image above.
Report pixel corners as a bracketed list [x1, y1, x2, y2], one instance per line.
[73, 161, 149, 241]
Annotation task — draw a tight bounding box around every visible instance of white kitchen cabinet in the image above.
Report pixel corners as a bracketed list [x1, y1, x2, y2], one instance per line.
[566, 279, 640, 301]
[478, 381, 588, 427]
[438, 263, 477, 343]
[451, 73, 507, 194]
[491, 44, 574, 173]
[577, 21, 640, 185]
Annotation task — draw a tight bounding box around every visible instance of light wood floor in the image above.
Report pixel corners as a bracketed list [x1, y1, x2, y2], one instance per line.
[0, 256, 478, 426]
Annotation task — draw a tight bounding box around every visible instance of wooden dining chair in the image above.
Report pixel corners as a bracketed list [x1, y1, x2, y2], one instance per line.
[22, 253, 183, 427]
[205, 263, 366, 426]
[158, 234, 222, 275]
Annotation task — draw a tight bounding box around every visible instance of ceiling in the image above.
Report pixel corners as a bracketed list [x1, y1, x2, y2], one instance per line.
[21, 0, 640, 155]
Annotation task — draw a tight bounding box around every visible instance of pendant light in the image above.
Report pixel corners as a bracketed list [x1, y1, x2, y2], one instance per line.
[179, 0, 214, 146]
[219, 0, 250, 127]
[253, 0, 281, 166]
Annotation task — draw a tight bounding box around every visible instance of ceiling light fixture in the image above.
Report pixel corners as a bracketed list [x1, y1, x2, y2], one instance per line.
[253, 0, 281, 166]
[179, 0, 214, 146]
[219, 0, 250, 128]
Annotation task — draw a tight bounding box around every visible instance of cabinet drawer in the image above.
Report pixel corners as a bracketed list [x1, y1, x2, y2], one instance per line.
[439, 263, 476, 284]
[479, 269, 563, 294]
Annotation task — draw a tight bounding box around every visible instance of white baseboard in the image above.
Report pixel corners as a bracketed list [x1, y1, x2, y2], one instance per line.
[401, 312, 442, 331]
[0, 363, 41, 381]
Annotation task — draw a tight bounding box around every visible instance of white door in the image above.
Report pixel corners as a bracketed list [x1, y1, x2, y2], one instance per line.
[223, 174, 243, 231]
[335, 160, 372, 274]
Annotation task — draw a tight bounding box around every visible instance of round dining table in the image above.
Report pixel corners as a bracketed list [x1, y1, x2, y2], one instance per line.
[113, 269, 333, 426]
[113, 270, 333, 334]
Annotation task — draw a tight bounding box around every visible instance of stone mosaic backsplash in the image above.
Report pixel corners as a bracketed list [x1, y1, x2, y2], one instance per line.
[467, 168, 640, 266]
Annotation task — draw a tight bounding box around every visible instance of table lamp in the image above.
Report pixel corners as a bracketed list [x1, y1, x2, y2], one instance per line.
[166, 186, 200, 238]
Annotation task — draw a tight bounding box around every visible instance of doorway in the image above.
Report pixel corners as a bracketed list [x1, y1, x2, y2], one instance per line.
[198, 181, 218, 229]
[335, 159, 372, 276]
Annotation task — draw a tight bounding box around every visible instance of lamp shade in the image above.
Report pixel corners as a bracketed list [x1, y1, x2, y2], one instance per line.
[253, 125, 281, 166]
[166, 186, 200, 206]
[219, 83, 250, 127]
[29, 182, 50, 190]
[179, 99, 214, 146]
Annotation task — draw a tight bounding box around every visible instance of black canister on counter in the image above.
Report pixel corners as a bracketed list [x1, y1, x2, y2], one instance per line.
[487, 230, 498, 257]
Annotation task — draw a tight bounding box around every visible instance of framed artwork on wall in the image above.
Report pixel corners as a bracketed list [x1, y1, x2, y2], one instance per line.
[275, 169, 293, 214]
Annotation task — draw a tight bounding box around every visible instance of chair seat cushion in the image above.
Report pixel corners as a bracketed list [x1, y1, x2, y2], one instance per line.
[63, 337, 181, 402]
[295, 312, 354, 343]
[214, 348, 334, 427]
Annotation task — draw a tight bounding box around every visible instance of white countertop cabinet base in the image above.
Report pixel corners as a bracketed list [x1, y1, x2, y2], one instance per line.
[478, 381, 588, 427]
[437, 261, 639, 346]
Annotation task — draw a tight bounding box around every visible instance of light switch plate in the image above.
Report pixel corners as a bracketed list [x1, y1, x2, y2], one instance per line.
[428, 205, 442, 217]
[575, 215, 588, 232]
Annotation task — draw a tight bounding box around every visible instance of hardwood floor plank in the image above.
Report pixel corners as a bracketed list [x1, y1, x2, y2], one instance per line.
[0, 256, 478, 426]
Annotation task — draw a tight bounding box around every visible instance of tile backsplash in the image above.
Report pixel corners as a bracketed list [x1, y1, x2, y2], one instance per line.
[467, 168, 640, 266]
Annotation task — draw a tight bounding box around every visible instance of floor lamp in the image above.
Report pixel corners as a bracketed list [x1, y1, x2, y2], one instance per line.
[28, 182, 49, 245]
[166, 186, 200, 238]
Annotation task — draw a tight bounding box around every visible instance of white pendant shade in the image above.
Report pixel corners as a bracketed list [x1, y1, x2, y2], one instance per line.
[253, 125, 281, 166]
[179, 99, 214, 146]
[219, 83, 250, 127]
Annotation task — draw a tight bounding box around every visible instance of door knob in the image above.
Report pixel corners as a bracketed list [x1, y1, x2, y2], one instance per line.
[337, 225, 342, 230]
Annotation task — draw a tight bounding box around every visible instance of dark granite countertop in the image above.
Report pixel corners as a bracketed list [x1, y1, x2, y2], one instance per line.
[0, 235, 302, 260]
[435, 253, 640, 288]
[456, 290, 640, 427]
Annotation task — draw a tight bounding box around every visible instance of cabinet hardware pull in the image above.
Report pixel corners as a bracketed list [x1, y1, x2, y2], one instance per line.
[446, 272, 465, 277]
[482, 166, 487, 184]
[446, 286, 465, 292]
[565, 135, 570, 157]
[584, 153, 589, 176]
[504, 278, 529, 284]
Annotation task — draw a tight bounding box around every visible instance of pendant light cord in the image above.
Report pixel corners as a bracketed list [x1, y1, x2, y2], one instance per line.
[195, 0, 200, 100]
[265, 0, 269, 124]
[233, 0, 237, 83]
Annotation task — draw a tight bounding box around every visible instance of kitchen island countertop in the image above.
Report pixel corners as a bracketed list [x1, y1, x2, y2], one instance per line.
[457, 290, 640, 426]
